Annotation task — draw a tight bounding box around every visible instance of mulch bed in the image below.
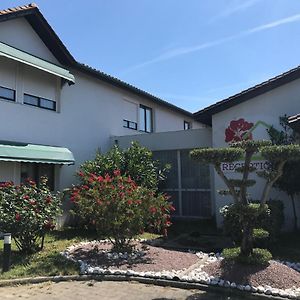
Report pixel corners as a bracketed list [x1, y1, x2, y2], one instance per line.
[67, 241, 199, 272]
[203, 260, 300, 289]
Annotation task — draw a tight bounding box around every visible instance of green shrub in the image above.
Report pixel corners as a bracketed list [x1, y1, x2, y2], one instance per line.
[221, 200, 284, 245]
[78, 142, 170, 190]
[0, 178, 61, 253]
[222, 247, 272, 266]
[253, 228, 269, 239]
[71, 170, 174, 251]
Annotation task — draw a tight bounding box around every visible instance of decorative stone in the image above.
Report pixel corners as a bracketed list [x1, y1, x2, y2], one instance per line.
[224, 281, 231, 288]
[257, 286, 265, 293]
[230, 282, 236, 289]
[244, 285, 251, 292]
[265, 289, 272, 295]
[217, 279, 224, 286]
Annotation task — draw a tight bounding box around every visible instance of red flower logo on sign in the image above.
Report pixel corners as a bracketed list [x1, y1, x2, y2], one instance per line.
[225, 118, 254, 143]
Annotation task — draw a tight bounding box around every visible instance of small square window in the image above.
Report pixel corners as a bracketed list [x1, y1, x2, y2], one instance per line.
[24, 94, 39, 107]
[40, 98, 56, 110]
[0, 86, 15, 101]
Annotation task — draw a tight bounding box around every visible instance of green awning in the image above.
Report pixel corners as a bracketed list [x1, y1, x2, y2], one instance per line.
[0, 141, 75, 165]
[0, 41, 75, 84]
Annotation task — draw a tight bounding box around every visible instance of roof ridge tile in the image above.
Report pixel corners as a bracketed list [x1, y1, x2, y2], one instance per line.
[0, 3, 37, 16]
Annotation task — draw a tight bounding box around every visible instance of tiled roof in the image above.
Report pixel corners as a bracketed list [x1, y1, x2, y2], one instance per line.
[0, 3, 37, 16]
[194, 65, 300, 125]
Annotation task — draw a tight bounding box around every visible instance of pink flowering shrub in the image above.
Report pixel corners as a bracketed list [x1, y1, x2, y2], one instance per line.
[0, 177, 61, 253]
[71, 170, 174, 250]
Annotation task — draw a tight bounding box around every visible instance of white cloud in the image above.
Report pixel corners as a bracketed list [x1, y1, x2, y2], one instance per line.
[121, 13, 300, 75]
[210, 0, 260, 23]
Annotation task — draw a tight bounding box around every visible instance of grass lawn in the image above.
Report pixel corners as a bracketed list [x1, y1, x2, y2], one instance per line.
[0, 228, 159, 280]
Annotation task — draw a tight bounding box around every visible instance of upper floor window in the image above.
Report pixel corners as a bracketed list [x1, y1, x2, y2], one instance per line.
[0, 86, 15, 102]
[139, 105, 153, 133]
[184, 121, 191, 130]
[24, 94, 56, 111]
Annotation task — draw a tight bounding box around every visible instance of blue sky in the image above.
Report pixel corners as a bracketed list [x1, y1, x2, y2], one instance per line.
[2, 1, 300, 112]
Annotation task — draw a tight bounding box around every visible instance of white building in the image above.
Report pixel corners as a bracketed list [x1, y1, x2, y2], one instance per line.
[0, 4, 212, 220]
[194, 66, 300, 229]
[0, 4, 299, 228]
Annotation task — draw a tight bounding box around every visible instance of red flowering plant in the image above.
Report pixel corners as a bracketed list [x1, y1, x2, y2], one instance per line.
[71, 170, 174, 251]
[225, 118, 254, 143]
[0, 177, 61, 253]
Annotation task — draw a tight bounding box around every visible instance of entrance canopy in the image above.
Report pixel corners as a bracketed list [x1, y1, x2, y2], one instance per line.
[0, 141, 75, 165]
[0, 41, 75, 84]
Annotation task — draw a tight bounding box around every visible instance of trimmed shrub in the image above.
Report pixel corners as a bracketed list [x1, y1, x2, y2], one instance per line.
[0, 178, 61, 253]
[221, 200, 284, 245]
[222, 247, 272, 266]
[71, 170, 174, 251]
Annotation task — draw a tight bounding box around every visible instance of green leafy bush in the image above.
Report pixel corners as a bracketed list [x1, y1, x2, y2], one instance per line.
[0, 178, 61, 253]
[79, 142, 170, 190]
[222, 247, 272, 266]
[253, 228, 269, 239]
[221, 200, 284, 245]
[71, 170, 174, 251]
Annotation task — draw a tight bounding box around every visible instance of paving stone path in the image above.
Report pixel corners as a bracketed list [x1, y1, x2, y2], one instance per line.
[0, 280, 213, 300]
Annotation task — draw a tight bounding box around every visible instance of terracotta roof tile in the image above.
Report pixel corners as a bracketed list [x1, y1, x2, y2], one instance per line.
[0, 3, 37, 16]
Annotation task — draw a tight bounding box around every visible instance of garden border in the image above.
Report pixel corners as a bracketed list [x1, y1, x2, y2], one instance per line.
[0, 274, 286, 299]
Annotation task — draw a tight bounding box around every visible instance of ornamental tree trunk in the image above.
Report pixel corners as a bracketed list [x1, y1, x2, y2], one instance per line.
[291, 194, 298, 232]
[241, 224, 253, 257]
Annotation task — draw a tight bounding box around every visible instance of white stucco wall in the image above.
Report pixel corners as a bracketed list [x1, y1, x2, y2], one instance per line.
[212, 78, 300, 230]
[0, 18, 60, 64]
[112, 128, 212, 151]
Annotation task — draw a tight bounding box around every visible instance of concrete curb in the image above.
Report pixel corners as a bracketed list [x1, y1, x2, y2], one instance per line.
[0, 274, 286, 299]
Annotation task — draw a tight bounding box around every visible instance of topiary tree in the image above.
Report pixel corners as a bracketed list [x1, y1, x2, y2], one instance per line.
[78, 141, 170, 191]
[191, 140, 300, 261]
[268, 115, 300, 231]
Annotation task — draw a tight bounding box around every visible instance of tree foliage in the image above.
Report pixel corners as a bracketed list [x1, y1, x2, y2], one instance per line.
[71, 170, 174, 251]
[191, 139, 300, 260]
[79, 141, 170, 191]
[267, 115, 300, 231]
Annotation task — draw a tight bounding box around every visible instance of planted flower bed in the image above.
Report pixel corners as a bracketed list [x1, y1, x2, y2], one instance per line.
[62, 239, 300, 299]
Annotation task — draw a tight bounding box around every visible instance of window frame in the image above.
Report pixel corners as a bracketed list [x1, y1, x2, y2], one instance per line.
[139, 104, 153, 133]
[24, 93, 56, 111]
[184, 120, 191, 130]
[123, 119, 138, 130]
[0, 86, 16, 102]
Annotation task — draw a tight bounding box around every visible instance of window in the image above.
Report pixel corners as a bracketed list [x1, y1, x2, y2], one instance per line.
[0, 86, 15, 102]
[24, 94, 56, 111]
[21, 163, 55, 191]
[184, 121, 191, 130]
[123, 119, 138, 130]
[153, 149, 211, 218]
[139, 105, 153, 133]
